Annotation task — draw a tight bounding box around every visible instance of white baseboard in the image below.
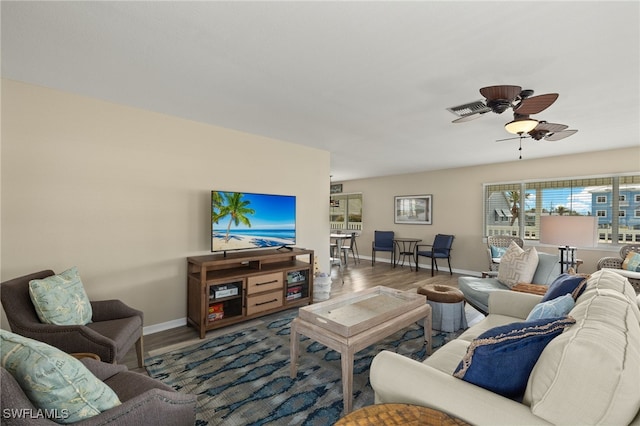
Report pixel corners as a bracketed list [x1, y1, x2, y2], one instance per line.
[359, 255, 481, 277]
[143, 317, 186, 336]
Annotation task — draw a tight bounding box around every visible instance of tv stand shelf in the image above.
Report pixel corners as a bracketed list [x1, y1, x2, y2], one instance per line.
[187, 248, 314, 338]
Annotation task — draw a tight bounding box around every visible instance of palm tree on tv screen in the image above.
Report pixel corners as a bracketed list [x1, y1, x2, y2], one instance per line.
[212, 192, 255, 242]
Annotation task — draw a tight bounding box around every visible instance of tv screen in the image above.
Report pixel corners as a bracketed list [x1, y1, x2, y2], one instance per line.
[211, 191, 296, 253]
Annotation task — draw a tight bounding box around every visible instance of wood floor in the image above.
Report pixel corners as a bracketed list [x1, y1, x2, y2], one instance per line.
[122, 257, 468, 373]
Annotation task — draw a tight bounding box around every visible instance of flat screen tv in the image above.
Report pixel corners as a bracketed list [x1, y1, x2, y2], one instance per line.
[211, 190, 296, 254]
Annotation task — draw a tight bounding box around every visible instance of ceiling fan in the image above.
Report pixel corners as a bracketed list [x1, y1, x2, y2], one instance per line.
[447, 85, 560, 124]
[447, 85, 578, 158]
[496, 121, 578, 142]
[496, 120, 579, 160]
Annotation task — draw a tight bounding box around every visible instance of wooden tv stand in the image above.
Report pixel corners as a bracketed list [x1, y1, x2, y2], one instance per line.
[186, 248, 314, 338]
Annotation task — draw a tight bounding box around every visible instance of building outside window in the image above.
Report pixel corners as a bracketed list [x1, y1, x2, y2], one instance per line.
[484, 174, 640, 244]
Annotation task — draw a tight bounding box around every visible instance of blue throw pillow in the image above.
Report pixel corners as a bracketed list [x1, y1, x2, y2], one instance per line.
[540, 273, 588, 303]
[490, 245, 507, 258]
[527, 294, 575, 321]
[453, 316, 576, 399]
[622, 251, 640, 272]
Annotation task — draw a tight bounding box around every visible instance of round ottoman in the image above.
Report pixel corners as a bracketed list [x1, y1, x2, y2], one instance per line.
[418, 284, 468, 332]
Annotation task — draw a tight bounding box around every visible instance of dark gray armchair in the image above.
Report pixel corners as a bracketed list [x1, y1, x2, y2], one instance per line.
[1, 270, 144, 367]
[1, 358, 196, 425]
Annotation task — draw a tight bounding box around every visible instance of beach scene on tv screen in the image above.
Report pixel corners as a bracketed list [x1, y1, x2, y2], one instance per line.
[212, 191, 296, 252]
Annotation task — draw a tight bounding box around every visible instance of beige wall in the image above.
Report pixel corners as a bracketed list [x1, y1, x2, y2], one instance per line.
[338, 147, 640, 274]
[2, 79, 638, 334]
[1, 79, 331, 331]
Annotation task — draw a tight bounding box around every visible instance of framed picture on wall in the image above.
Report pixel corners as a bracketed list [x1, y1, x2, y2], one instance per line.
[330, 184, 343, 194]
[394, 194, 432, 225]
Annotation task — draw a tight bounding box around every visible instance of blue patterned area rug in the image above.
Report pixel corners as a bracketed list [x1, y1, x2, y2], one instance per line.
[145, 309, 461, 426]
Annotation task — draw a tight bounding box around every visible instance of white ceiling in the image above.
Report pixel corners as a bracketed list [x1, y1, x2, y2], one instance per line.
[2, 1, 639, 181]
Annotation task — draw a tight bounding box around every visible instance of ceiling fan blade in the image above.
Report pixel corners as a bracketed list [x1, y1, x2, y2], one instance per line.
[514, 93, 559, 115]
[534, 121, 568, 133]
[544, 129, 578, 141]
[452, 111, 487, 123]
[480, 85, 522, 101]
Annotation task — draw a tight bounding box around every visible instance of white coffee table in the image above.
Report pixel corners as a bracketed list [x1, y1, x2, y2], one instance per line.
[289, 286, 432, 414]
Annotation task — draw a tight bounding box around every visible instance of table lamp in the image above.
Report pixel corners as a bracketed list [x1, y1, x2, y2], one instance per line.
[540, 216, 598, 273]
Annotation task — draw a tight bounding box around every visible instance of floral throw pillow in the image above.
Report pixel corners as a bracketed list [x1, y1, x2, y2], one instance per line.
[1, 330, 121, 423]
[29, 266, 93, 325]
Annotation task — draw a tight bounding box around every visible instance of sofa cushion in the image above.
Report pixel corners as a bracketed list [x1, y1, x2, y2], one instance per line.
[582, 269, 640, 310]
[458, 276, 510, 314]
[526, 294, 575, 321]
[524, 270, 640, 425]
[28, 266, 93, 325]
[622, 250, 640, 271]
[602, 267, 640, 281]
[497, 242, 539, 288]
[530, 252, 561, 285]
[540, 272, 588, 303]
[453, 316, 575, 399]
[0, 330, 121, 424]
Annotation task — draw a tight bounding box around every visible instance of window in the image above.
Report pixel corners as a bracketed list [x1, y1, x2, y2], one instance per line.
[330, 193, 363, 231]
[484, 183, 522, 237]
[484, 174, 640, 244]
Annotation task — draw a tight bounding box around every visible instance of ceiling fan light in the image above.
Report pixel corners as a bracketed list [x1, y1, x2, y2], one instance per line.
[505, 118, 538, 135]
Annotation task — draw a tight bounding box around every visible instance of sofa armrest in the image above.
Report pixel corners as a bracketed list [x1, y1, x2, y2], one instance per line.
[488, 290, 542, 320]
[80, 358, 128, 381]
[370, 351, 551, 425]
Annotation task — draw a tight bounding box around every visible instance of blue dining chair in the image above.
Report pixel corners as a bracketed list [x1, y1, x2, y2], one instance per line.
[416, 234, 454, 276]
[372, 231, 395, 266]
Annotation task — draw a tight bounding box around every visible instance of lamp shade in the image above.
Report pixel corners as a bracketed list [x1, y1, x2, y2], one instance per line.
[505, 118, 538, 135]
[539, 216, 598, 247]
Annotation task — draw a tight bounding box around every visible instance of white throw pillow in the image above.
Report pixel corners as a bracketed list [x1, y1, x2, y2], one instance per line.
[497, 241, 539, 288]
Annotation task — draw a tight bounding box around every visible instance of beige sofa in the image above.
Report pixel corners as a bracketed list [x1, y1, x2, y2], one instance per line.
[370, 269, 640, 425]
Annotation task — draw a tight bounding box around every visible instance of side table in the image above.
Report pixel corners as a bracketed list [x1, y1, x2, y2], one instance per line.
[335, 403, 469, 426]
[393, 238, 422, 270]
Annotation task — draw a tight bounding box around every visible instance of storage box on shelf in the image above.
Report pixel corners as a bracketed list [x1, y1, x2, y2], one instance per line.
[187, 248, 314, 338]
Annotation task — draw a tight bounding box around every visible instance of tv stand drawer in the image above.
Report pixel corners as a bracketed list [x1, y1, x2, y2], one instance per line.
[246, 290, 283, 316]
[247, 272, 283, 294]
